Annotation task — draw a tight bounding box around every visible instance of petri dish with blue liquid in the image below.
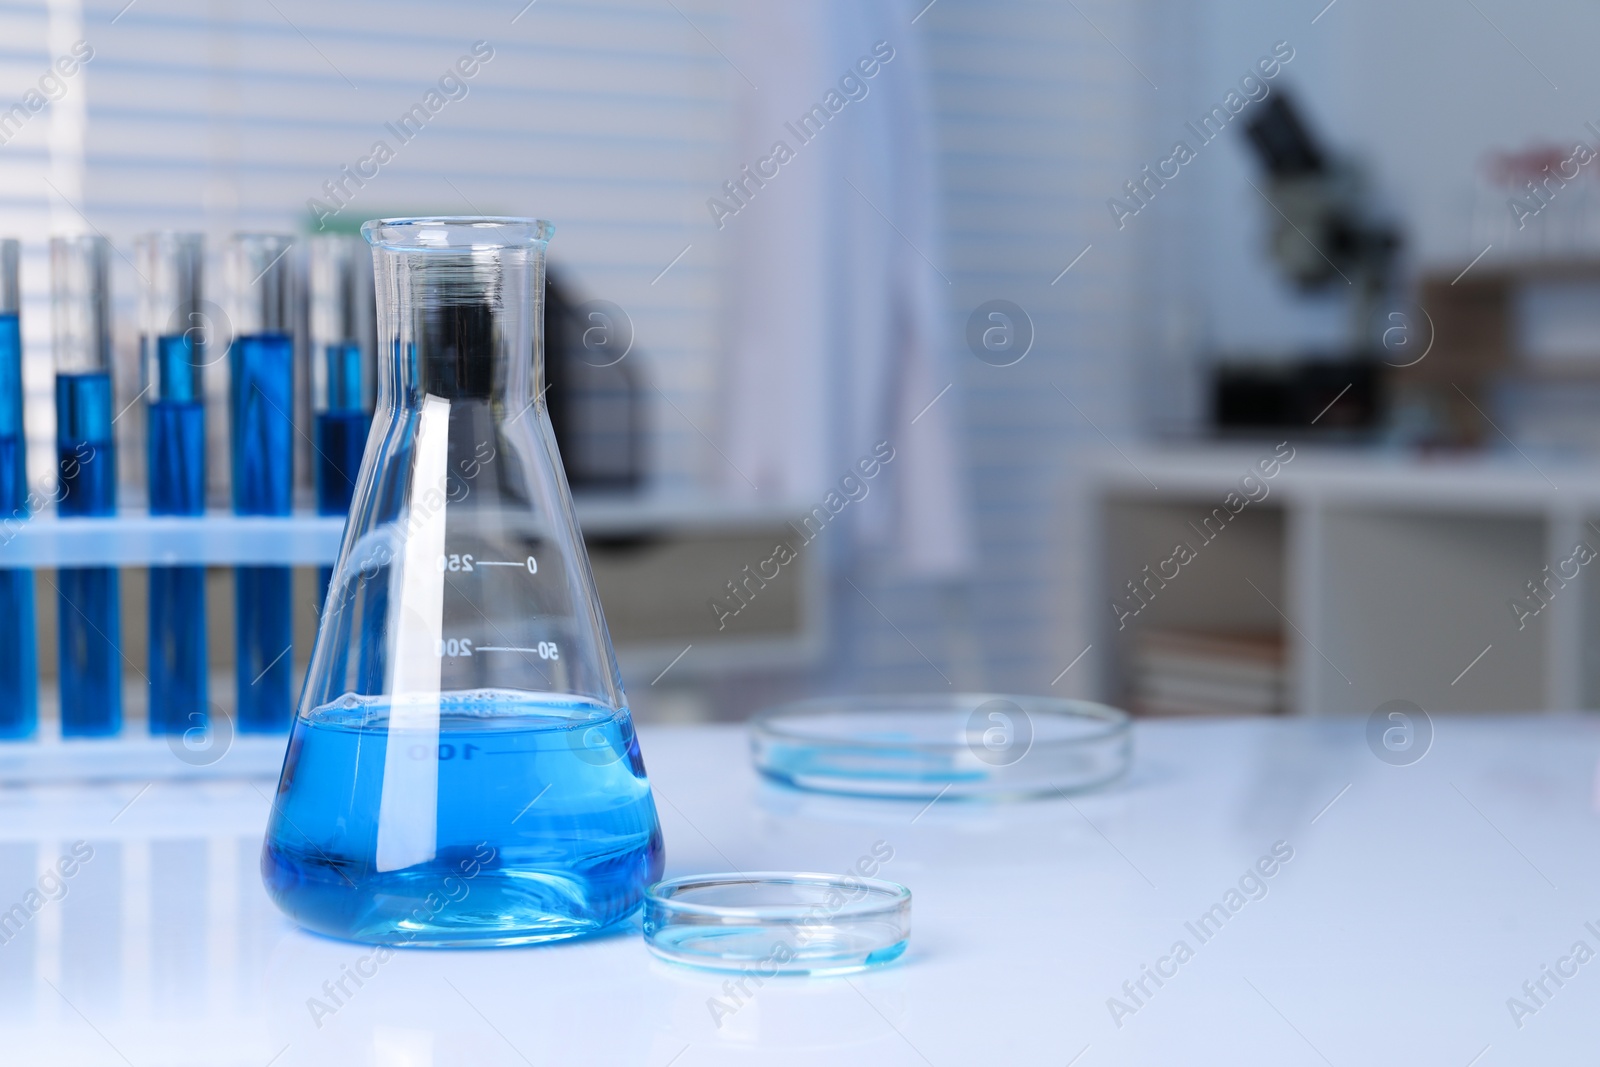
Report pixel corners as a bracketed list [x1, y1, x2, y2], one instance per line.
[752, 693, 1132, 799]
[644, 873, 912, 976]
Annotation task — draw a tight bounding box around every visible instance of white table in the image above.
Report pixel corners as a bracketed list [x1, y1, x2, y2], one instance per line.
[4, 715, 1599, 1065]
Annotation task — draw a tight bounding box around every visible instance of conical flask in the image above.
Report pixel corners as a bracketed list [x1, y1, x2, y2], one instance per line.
[261, 217, 664, 947]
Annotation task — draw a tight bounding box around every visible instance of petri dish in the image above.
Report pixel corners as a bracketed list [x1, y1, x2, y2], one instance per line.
[751, 693, 1131, 800]
[643, 872, 911, 976]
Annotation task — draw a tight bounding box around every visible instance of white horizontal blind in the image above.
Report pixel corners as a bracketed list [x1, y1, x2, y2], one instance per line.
[825, 0, 1147, 695]
[0, 0, 1150, 698]
[0, 0, 734, 496]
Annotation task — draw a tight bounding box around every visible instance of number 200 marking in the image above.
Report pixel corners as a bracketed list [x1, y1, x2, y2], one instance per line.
[437, 638, 473, 657]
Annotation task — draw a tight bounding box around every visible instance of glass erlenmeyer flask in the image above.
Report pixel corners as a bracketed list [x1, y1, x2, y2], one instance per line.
[261, 218, 664, 946]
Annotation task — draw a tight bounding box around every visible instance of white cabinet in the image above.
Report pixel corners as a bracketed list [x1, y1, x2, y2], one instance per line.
[1083, 446, 1600, 714]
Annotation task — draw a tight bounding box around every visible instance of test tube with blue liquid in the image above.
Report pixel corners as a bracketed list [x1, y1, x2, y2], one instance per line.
[228, 235, 296, 733]
[139, 233, 208, 735]
[308, 235, 374, 597]
[0, 240, 36, 738]
[52, 236, 120, 737]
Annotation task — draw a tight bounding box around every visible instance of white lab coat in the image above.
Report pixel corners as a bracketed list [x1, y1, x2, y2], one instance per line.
[719, 0, 972, 578]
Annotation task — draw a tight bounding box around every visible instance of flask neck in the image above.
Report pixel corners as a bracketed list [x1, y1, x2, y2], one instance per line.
[376, 246, 543, 410]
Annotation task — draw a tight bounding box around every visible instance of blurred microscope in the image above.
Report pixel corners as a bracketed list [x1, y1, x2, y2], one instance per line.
[1211, 92, 1402, 437]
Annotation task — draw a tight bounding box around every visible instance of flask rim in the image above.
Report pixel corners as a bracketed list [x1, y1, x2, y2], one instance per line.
[362, 216, 554, 253]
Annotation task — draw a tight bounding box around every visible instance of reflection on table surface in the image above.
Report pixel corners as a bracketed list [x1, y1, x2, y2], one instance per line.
[4, 718, 1600, 1065]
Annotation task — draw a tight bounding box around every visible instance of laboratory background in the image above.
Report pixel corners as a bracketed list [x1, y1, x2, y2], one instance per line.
[3, 0, 1600, 1063]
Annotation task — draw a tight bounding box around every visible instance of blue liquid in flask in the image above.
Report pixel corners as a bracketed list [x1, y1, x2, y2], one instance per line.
[261, 691, 664, 946]
[56, 370, 121, 737]
[147, 334, 208, 735]
[0, 311, 35, 738]
[230, 332, 293, 732]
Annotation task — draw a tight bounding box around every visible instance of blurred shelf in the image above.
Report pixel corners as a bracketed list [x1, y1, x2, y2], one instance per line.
[579, 491, 825, 676]
[1096, 444, 1600, 514]
[0, 491, 826, 721]
[572, 489, 803, 534]
[1082, 444, 1600, 717]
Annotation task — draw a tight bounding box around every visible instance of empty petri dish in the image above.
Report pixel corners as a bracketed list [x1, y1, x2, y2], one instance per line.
[751, 693, 1131, 799]
[643, 872, 911, 976]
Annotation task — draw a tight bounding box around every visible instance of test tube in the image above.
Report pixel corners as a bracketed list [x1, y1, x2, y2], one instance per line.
[308, 235, 375, 596]
[52, 236, 121, 737]
[227, 235, 296, 733]
[139, 233, 208, 735]
[0, 240, 37, 738]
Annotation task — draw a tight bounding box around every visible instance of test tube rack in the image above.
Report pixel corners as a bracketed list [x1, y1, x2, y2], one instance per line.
[0, 510, 342, 781]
